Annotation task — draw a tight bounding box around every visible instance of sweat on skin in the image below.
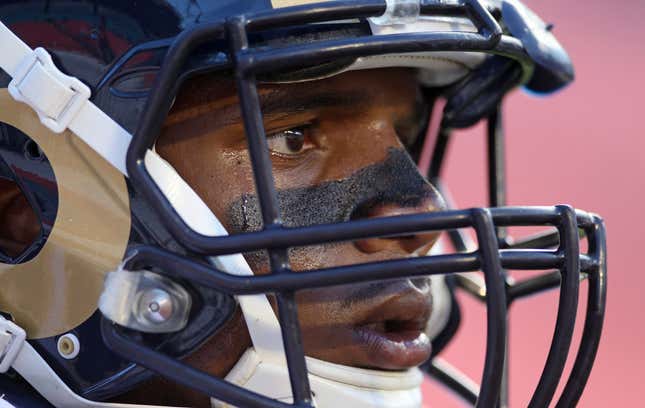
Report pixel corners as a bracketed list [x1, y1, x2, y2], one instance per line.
[118, 68, 444, 407]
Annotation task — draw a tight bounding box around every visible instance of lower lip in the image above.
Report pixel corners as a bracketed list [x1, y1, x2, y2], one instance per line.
[353, 327, 432, 369]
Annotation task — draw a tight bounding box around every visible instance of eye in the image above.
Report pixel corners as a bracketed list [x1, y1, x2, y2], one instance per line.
[267, 126, 315, 156]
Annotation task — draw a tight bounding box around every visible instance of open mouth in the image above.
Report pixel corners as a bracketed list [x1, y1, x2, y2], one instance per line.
[351, 287, 433, 369]
[359, 317, 428, 342]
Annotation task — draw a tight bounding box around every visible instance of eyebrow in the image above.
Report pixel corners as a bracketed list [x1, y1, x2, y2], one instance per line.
[259, 88, 370, 117]
[164, 86, 371, 128]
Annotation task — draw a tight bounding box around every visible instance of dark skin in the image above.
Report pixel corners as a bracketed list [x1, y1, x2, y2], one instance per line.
[0, 68, 442, 406]
[0, 178, 40, 257]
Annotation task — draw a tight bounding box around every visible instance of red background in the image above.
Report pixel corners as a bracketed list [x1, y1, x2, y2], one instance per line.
[422, 0, 645, 406]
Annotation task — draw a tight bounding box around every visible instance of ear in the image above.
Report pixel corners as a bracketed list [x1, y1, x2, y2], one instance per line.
[0, 178, 40, 257]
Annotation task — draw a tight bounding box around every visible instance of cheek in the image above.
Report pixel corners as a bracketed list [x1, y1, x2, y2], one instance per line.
[157, 134, 257, 233]
[270, 150, 327, 191]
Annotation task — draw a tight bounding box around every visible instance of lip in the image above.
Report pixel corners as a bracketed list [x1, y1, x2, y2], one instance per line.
[350, 283, 433, 369]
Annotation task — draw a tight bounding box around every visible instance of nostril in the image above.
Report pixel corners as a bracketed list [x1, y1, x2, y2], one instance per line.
[351, 198, 441, 255]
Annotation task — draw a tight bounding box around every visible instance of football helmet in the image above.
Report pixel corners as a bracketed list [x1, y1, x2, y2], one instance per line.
[0, 0, 606, 407]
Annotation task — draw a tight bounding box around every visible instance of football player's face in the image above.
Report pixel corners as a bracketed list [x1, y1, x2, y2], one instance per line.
[140, 68, 444, 404]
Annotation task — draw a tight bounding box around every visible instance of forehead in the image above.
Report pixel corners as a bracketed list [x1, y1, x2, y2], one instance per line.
[169, 68, 421, 116]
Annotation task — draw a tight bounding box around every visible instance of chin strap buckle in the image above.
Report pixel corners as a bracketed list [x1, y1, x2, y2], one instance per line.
[0, 316, 26, 373]
[8, 47, 90, 134]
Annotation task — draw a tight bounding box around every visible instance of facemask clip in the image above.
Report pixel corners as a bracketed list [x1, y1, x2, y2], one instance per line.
[369, 0, 421, 25]
[99, 266, 192, 334]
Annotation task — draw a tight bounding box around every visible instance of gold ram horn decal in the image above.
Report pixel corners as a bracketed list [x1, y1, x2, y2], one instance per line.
[0, 89, 131, 339]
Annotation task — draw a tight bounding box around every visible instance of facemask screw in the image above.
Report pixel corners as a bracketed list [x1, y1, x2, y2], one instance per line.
[57, 333, 80, 359]
[138, 288, 174, 324]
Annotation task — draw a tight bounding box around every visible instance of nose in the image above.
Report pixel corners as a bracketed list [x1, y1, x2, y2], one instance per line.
[351, 196, 443, 255]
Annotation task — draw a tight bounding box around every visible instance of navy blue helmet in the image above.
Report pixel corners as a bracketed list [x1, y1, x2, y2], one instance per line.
[0, 1, 605, 407]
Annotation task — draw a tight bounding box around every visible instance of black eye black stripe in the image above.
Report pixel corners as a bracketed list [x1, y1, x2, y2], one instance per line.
[228, 148, 439, 233]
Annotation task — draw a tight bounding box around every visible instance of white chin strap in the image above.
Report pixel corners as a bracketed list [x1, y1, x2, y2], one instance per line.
[217, 350, 422, 408]
[0, 19, 432, 408]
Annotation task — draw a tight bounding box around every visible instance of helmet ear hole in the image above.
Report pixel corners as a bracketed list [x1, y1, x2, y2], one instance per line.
[0, 121, 59, 265]
[0, 177, 41, 260]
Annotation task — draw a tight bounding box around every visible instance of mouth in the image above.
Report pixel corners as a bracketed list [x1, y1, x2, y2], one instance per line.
[351, 284, 432, 370]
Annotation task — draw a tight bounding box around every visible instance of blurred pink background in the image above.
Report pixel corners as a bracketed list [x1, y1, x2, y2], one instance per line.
[422, 0, 645, 406]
